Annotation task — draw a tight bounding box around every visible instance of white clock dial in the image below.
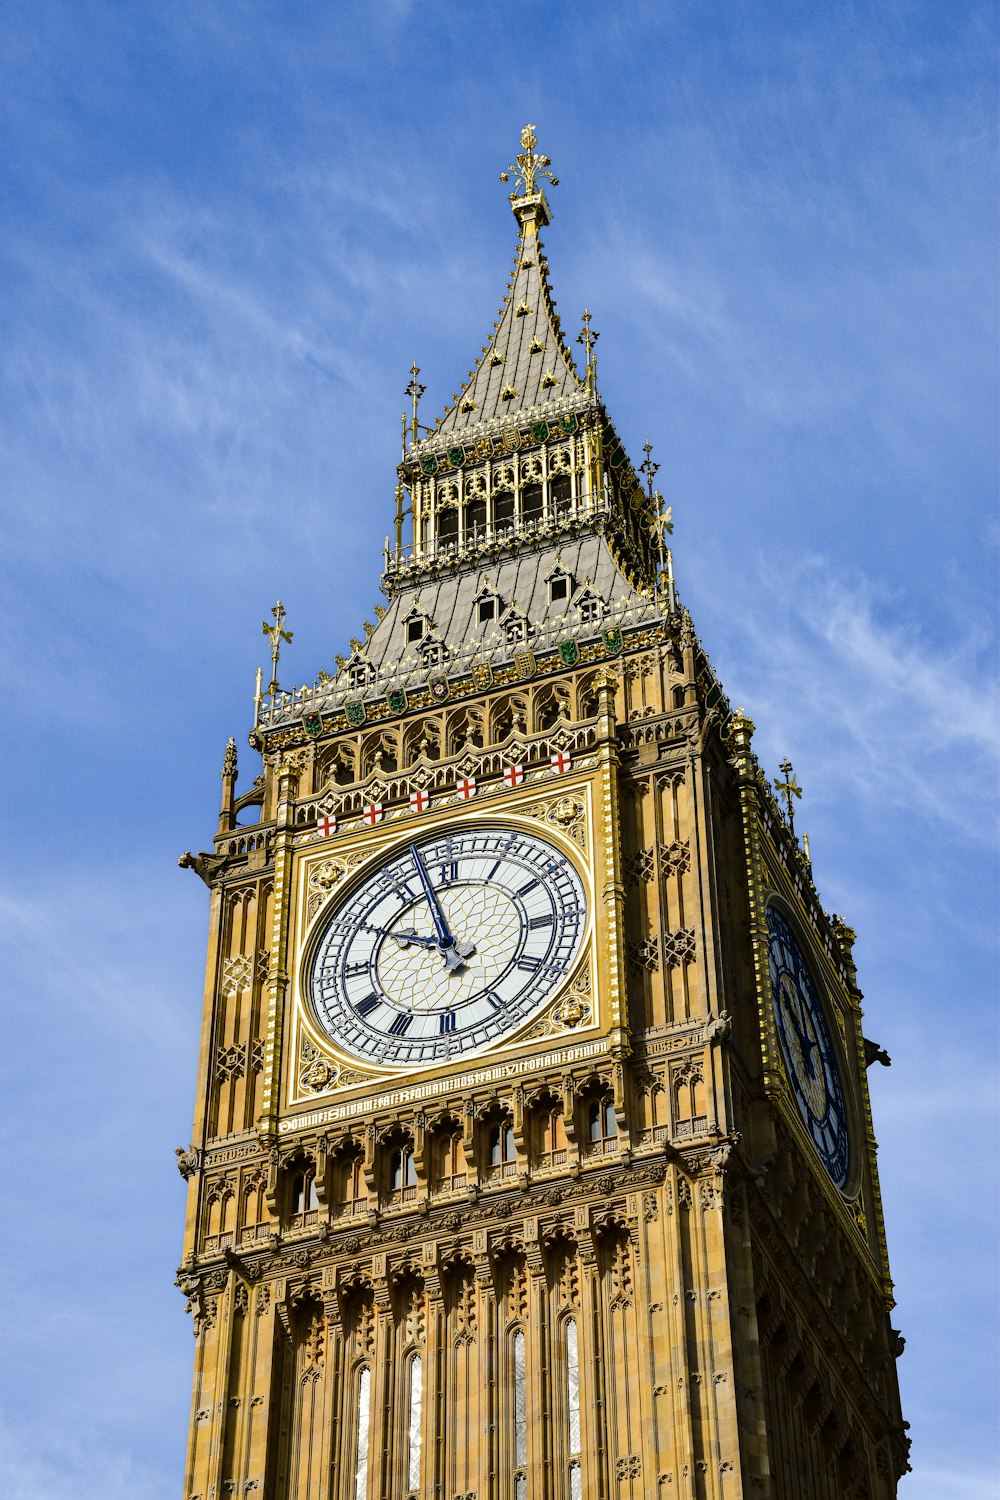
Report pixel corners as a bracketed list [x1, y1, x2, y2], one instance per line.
[308, 825, 588, 1068]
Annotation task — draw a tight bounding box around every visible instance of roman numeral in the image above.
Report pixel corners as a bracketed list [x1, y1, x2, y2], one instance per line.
[484, 991, 504, 1010]
[388, 1013, 412, 1037]
[518, 878, 539, 896]
[438, 1010, 456, 1034]
[528, 914, 553, 929]
[355, 995, 378, 1018]
[439, 860, 459, 884]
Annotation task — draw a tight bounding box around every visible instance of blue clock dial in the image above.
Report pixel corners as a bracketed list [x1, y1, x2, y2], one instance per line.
[309, 826, 588, 1068]
[766, 906, 851, 1189]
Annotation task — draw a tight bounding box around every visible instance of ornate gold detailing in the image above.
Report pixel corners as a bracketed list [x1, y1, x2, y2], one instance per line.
[405, 362, 426, 446]
[522, 969, 593, 1041]
[520, 791, 586, 850]
[261, 600, 293, 696]
[773, 757, 802, 835]
[307, 851, 365, 919]
[500, 122, 558, 201]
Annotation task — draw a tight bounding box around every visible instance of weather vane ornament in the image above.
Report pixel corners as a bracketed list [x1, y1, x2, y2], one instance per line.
[261, 600, 293, 696]
[577, 309, 600, 392]
[500, 123, 559, 201]
[774, 757, 803, 836]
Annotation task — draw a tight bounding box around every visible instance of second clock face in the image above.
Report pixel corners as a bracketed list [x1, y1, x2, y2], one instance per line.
[308, 825, 588, 1069]
[766, 905, 851, 1190]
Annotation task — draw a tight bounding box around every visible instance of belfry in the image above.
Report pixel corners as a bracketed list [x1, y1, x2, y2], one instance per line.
[177, 125, 908, 1498]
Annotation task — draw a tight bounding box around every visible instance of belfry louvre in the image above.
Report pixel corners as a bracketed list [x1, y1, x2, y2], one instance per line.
[176, 125, 908, 1499]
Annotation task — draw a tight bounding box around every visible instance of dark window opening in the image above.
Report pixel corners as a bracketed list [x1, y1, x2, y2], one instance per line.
[464, 498, 487, 537]
[522, 483, 544, 524]
[493, 491, 515, 531]
[437, 509, 459, 547]
[407, 619, 424, 642]
[550, 577, 569, 602]
[478, 598, 496, 623]
[551, 474, 572, 516]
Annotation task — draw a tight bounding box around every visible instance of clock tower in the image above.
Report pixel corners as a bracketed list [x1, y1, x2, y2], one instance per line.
[176, 126, 908, 1499]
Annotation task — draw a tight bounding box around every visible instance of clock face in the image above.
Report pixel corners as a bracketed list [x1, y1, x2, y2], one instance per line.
[308, 825, 588, 1069]
[766, 906, 851, 1189]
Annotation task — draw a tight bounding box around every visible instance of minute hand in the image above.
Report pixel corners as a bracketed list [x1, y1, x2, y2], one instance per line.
[409, 844, 456, 947]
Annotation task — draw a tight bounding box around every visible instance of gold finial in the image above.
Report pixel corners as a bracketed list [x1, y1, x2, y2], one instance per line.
[261, 600, 293, 696]
[639, 442, 659, 499]
[405, 363, 426, 446]
[774, 758, 803, 837]
[577, 309, 599, 391]
[500, 123, 559, 201]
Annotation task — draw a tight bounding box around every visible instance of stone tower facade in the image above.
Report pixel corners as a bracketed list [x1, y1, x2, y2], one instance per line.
[176, 126, 908, 1499]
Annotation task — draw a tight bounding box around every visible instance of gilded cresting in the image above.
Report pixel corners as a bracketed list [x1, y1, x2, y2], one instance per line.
[176, 124, 908, 1500]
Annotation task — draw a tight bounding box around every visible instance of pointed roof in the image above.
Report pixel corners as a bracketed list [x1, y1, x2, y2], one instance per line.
[433, 125, 586, 436]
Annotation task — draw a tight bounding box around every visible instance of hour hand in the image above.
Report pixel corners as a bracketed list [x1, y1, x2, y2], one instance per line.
[388, 927, 438, 950]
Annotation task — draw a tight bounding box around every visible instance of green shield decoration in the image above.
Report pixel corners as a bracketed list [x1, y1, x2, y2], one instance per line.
[602, 627, 623, 654]
[387, 688, 407, 715]
[428, 673, 449, 703]
[559, 639, 580, 667]
[302, 710, 324, 739]
[420, 455, 437, 475]
[345, 699, 366, 727]
[448, 447, 465, 468]
[532, 420, 549, 443]
[560, 414, 577, 434]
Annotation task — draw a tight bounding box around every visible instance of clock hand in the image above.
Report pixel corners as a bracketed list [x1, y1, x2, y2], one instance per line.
[408, 843, 475, 971]
[409, 843, 455, 947]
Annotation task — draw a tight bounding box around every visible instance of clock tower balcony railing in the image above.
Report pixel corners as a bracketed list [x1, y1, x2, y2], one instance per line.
[381, 488, 612, 591]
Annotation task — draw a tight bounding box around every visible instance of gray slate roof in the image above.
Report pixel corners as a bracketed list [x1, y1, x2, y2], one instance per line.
[434, 225, 584, 435]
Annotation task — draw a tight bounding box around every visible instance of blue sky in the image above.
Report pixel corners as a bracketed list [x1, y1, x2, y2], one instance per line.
[1, 2, 996, 1495]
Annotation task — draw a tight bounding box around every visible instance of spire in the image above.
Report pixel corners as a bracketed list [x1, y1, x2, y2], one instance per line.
[432, 124, 584, 436]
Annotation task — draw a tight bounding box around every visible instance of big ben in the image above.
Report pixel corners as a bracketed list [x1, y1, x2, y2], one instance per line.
[176, 126, 908, 1498]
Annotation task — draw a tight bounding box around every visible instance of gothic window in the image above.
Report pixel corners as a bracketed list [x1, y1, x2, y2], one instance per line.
[533, 1096, 567, 1167]
[493, 489, 515, 533]
[354, 1365, 372, 1500]
[406, 617, 424, 643]
[522, 482, 544, 525]
[406, 1353, 423, 1493]
[437, 506, 459, 549]
[551, 472, 572, 517]
[386, 1142, 417, 1204]
[587, 1097, 617, 1144]
[565, 1317, 582, 1495]
[488, 1121, 517, 1169]
[335, 1146, 367, 1217]
[512, 1327, 528, 1469]
[433, 1124, 465, 1193]
[289, 1166, 319, 1217]
[464, 496, 487, 539]
[241, 1176, 268, 1242]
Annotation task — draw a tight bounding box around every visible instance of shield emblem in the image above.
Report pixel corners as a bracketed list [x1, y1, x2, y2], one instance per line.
[476, 436, 495, 459]
[602, 627, 623, 655]
[345, 699, 366, 727]
[387, 688, 407, 715]
[428, 673, 449, 703]
[420, 455, 437, 475]
[559, 639, 580, 667]
[472, 661, 494, 690]
[532, 420, 549, 443]
[448, 447, 465, 468]
[502, 427, 520, 453]
[301, 710, 323, 739]
[561, 414, 577, 434]
[514, 650, 536, 680]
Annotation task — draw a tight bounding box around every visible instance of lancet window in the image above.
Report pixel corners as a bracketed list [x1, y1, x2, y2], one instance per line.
[406, 1352, 423, 1493]
[354, 1365, 372, 1500]
[565, 1317, 582, 1498]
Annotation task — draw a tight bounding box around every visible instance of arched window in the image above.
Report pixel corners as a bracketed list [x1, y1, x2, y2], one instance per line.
[354, 1366, 371, 1500]
[551, 472, 572, 517]
[437, 507, 459, 550]
[464, 497, 487, 540]
[389, 1147, 417, 1195]
[587, 1097, 617, 1148]
[406, 1353, 423, 1492]
[487, 1121, 517, 1177]
[535, 1099, 567, 1167]
[493, 489, 515, 533]
[290, 1168, 319, 1217]
[566, 1317, 582, 1497]
[512, 1328, 527, 1470]
[522, 482, 544, 525]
